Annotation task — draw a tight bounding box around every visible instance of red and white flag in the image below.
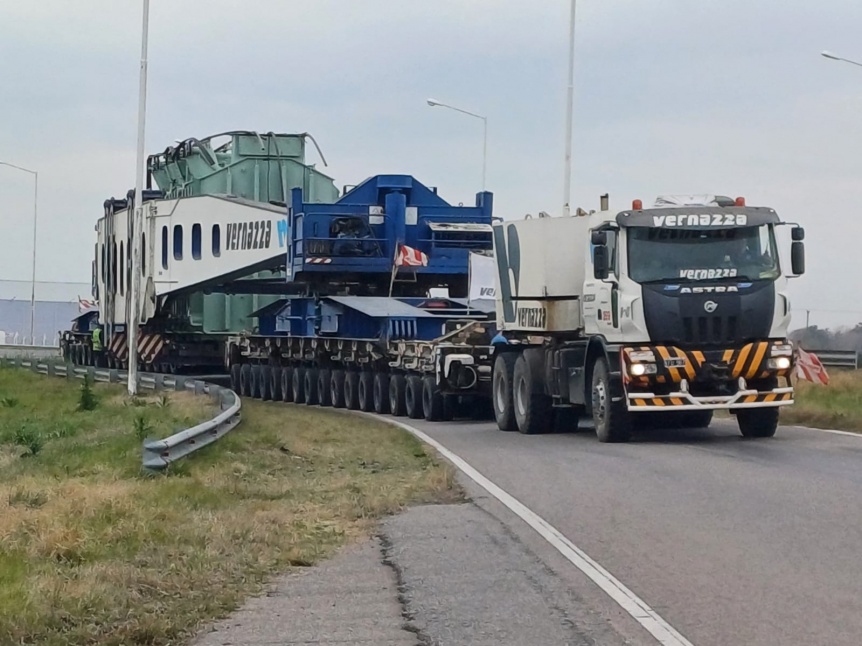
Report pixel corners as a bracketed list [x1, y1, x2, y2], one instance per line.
[795, 347, 829, 385]
[395, 244, 428, 267]
[78, 296, 98, 313]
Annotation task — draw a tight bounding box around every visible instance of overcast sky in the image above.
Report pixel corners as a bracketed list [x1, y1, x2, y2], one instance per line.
[0, 1, 860, 329]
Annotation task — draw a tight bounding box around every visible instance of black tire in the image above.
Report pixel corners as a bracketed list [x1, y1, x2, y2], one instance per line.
[304, 368, 319, 405]
[373, 372, 390, 414]
[317, 369, 332, 407]
[493, 352, 518, 431]
[405, 375, 424, 419]
[230, 363, 241, 393]
[591, 357, 632, 443]
[358, 372, 374, 412]
[260, 366, 272, 401]
[292, 367, 306, 404]
[250, 365, 263, 399]
[513, 351, 553, 435]
[389, 374, 407, 416]
[422, 376, 445, 422]
[270, 367, 282, 401]
[281, 367, 293, 402]
[344, 372, 360, 410]
[240, 364, 252, 397]
[331, 370, 346, 408]
[680, 410, 713, 429]
[737, 407, 779, 438]
[554, 407, 581, 433]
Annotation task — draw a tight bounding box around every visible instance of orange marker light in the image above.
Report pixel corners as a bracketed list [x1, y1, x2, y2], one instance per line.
[632, 199, 643, 210]
[735, 196, 746, 206]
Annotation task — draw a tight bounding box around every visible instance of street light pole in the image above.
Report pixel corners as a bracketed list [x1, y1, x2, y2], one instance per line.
[562, 0, 577, 218]
[821, 50, 862, 68]
[426, 98, 487, 191]
[128, 0, 150, 396]
[0, 161, 38, 344]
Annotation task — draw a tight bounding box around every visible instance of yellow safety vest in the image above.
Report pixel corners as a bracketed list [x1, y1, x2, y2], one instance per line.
[92, 328, 103, 351]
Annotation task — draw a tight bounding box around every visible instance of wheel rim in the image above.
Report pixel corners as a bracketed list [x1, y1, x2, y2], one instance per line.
[592, 380, 607, 425]
[515, 375, 528, 417]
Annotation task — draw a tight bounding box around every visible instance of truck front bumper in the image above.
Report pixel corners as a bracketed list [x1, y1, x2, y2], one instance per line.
[621, 340, 795, 412]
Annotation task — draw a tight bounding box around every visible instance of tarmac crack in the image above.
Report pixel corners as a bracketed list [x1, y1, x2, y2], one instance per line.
[378, 530, 431, 646]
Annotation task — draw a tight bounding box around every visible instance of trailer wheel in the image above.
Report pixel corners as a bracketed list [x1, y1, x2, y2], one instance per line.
[230, 363, 241, 393]
[281, 367, 293, 402]
[591, 357, 631, 443]
[737, 407, 779, 438]
[331, 370, 346, 408]
[240, 364, 252, 397]
[344, 371, 360, 410]
[260, 366, 273, 401]
[513, 351, 553, 434]
[270, 367, 283, 401]
[405, 375, 424, 420]
[358, 372, 374, 412]
[304, 368, 319, 405]
[422, 376, 445, 422]
[492, 353, 518, 431]
[389, 374, 407, 416]
[317, 369, 332, 407]
[373, 373, 390, 414]
[292, 367, 306, 404]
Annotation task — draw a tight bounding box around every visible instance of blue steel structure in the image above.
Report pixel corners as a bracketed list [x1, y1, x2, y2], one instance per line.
[286, 174, 493, 297]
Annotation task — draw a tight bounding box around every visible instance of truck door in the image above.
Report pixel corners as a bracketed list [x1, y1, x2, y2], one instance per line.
[583, 227, 618, 337]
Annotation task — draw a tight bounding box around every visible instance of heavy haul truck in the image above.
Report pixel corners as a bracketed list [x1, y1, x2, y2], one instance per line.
[489, 194, 806, 441]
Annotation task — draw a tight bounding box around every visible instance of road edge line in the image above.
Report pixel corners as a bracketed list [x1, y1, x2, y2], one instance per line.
[375, 415, 694, 646]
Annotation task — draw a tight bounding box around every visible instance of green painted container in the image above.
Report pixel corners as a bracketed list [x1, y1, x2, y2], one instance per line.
[148, 131, 339, 335]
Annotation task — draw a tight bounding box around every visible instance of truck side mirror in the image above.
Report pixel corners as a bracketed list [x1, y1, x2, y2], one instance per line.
[791, 226, 805, 241]
[593, 245, 610, 280]
[791, 241, 805, 275]
[591, 230, 607, 246]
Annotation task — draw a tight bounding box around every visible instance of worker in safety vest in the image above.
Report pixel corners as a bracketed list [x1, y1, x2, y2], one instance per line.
[91, 325, 104, 367]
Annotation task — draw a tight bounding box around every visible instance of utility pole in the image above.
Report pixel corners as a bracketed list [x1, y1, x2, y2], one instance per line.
[562, 0, 577, 217]
[128, 0, 150, 396]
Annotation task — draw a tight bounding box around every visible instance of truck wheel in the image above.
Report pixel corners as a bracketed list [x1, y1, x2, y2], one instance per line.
[281, 367, 293, 402]
[422, 376, 445, 422]
[292, 367, 306, 404]
[591, 358, 631, 443]
[304, 368, 319, 405]
[344, 371, 360, 410]
[405, 375, 424, 419]
[492, 353, 518, 431]
[230, 363, 241, 393]
[270, 367, 282, 401]
[260, 366, 272, 401]
[737, 407, 779, 438]
[358, 372, 374, 412]
[513, 351, 553, 435]
[680, 410, 713, 429]
[240, 364, 252, 397]
[331, 370, 346, 408]
[373, 372, 390, 414]
[389, 374, 406, 416]
[250, 365, 263, 399]
[317, 369, 332, 407]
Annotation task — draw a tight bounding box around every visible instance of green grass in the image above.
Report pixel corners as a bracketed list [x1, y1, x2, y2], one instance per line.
[0, 366, 462, 645]
[781, 370, 862, 432]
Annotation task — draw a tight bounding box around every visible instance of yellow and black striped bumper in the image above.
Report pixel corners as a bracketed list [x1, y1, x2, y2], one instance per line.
[628, 389, 793, 411]
[623, 341, 793, 385]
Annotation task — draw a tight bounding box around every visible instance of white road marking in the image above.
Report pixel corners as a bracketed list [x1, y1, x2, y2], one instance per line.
[379, 416, 694, 646]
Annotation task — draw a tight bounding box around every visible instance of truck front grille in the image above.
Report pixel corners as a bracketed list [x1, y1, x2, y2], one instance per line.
[682, 315, 738, 345]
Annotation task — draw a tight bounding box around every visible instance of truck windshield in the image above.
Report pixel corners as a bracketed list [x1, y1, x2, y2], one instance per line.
[627, 224, 780, 283]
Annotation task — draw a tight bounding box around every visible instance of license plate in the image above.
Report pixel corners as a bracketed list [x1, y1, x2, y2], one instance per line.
[664, 358, 686, 368]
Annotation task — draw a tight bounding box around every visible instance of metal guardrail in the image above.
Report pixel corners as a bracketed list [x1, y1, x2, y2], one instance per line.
[0, 357, 242, 471]
[805, 349, 859, 370]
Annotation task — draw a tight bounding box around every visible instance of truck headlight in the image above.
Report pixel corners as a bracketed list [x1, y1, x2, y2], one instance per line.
[769, 356, 791, 370]
[629, 363, 657, 376]
[770, 343, 793, 357]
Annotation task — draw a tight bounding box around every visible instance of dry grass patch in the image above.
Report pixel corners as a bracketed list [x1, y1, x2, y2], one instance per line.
[0, 366, 462, 645]
[779, 371, 862, 432]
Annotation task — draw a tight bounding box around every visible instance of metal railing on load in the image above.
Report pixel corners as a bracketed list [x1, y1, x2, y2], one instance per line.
[805, 349, 859, 370]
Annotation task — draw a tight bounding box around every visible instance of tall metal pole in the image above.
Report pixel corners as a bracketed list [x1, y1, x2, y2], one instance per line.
[562, 0, 576, 218]
[0, 161, 38, 344]
[29, 171, 38, 344]
[128, 0, 150, 396]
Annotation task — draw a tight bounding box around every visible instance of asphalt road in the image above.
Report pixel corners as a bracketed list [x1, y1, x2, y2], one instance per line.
[405, 416, 862, 646]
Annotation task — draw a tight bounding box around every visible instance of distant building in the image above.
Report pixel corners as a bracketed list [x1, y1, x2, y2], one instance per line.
[0, 280, 91, 345]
